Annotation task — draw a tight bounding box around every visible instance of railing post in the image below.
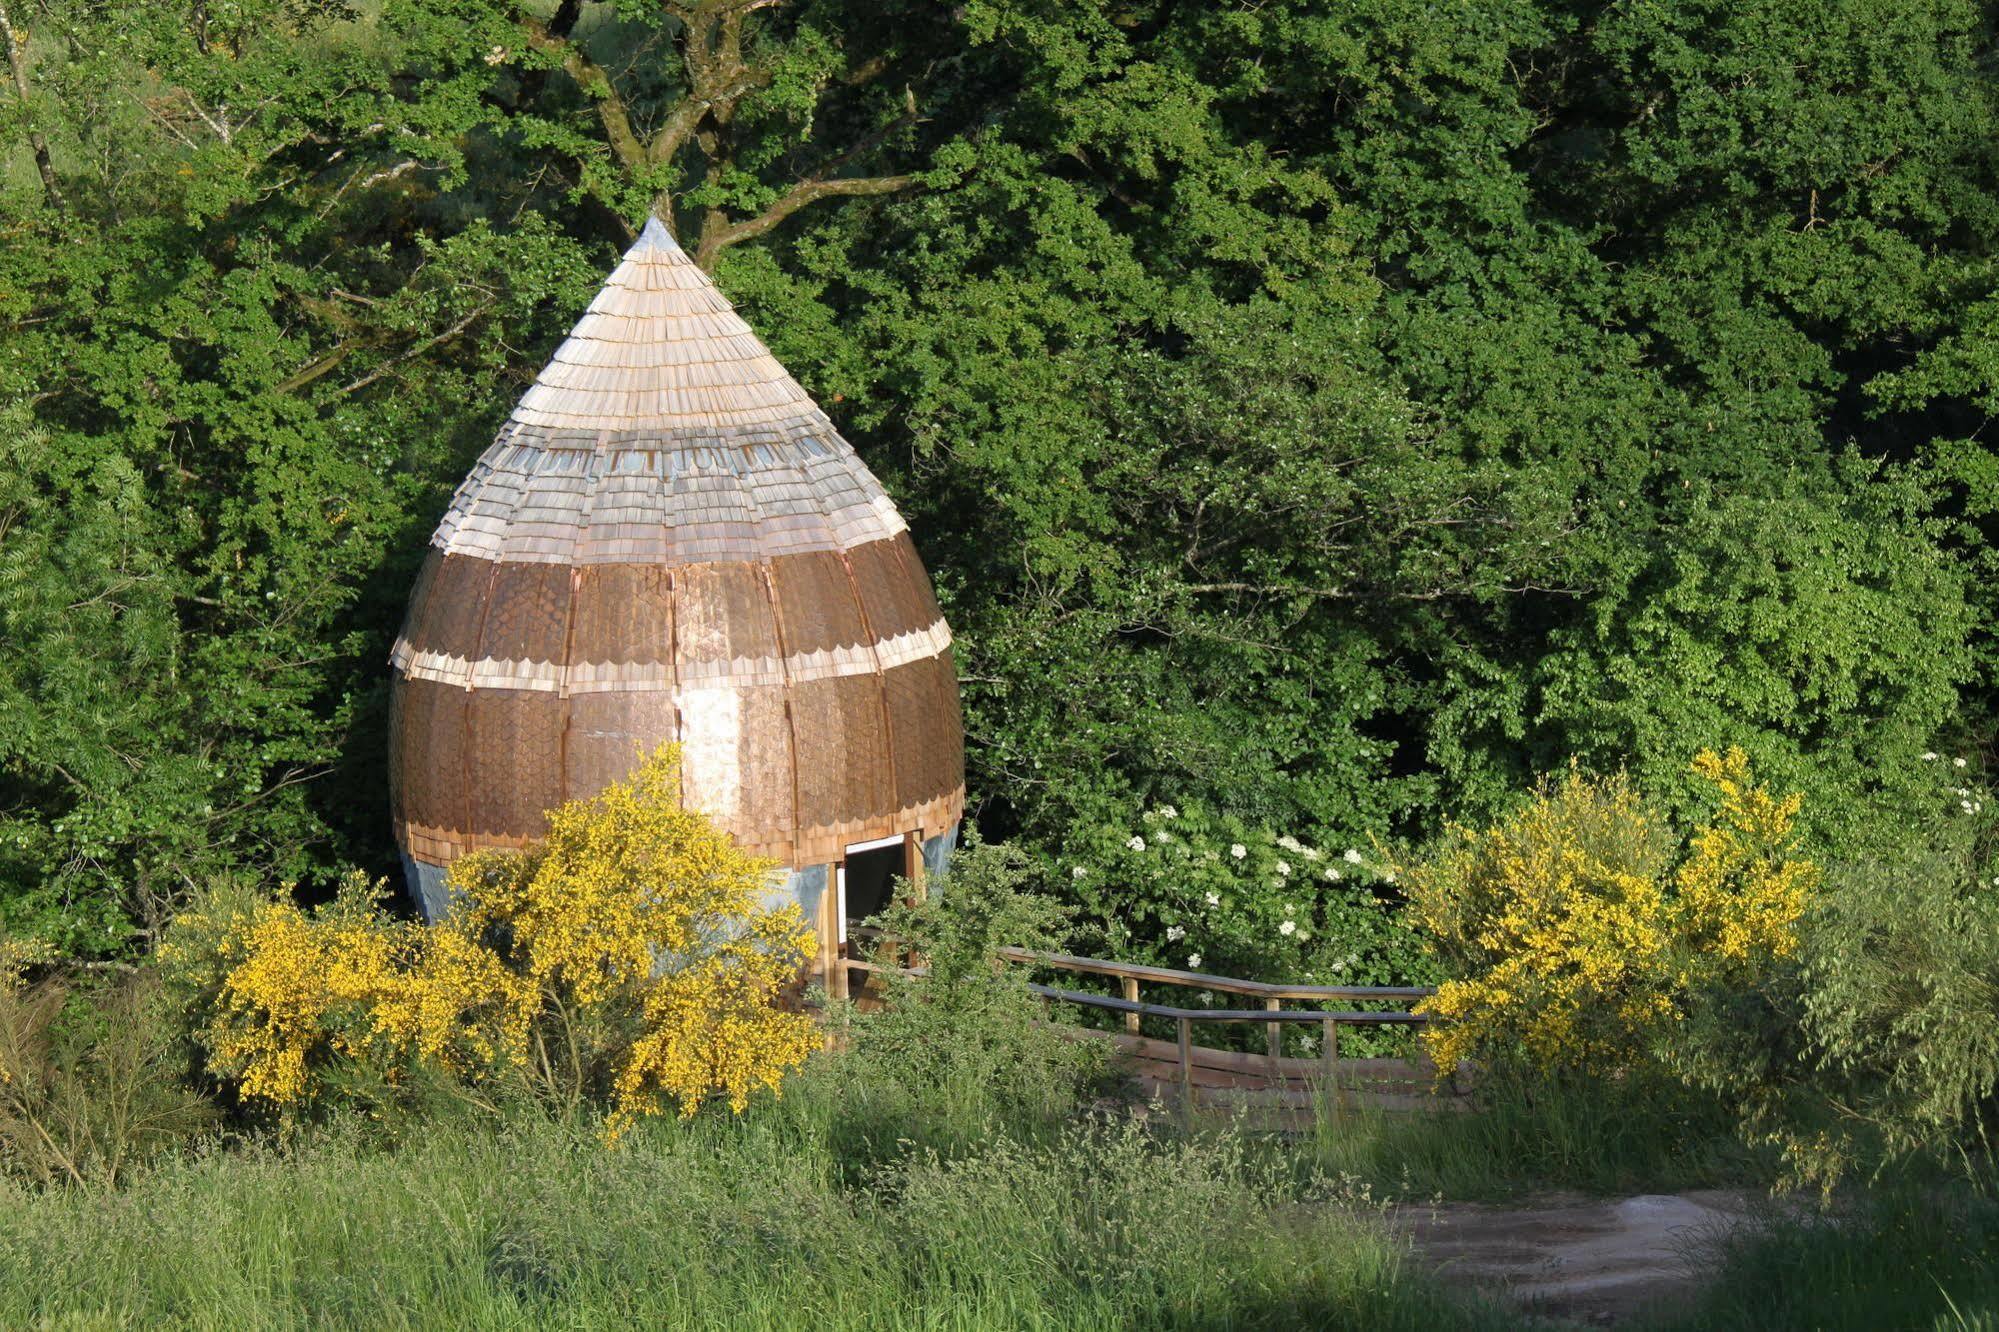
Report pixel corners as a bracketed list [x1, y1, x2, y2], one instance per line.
[1177, 1016, 1194, 1118]
[1264, 998, 1282, 1071]
[1321, 1015, 1338, 1083]
[1121, 976, 1140, 1035]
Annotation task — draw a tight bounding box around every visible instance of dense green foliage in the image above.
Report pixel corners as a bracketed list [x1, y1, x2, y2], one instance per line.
[1665, 760, 1999, 1190]
[3, 0, 1997, 961]
[1066, 801, 1435, 991]
[844, 836, 1112, 1134]
[4, 845, 1999, 1328]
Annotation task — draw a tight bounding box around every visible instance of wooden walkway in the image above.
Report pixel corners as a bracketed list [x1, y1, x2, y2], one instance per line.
[843, 929, 1453, 1113]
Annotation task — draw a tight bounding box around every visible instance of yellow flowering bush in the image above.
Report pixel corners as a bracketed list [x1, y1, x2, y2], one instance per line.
[449, 747, 818, 1135]
[0, 935, 53, 992]
[164, 747, 818, 1136]
[1406, 748, 1816, 1078]
[1672, 749, 1815, 965]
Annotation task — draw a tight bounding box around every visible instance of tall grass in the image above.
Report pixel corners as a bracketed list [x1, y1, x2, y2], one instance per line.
[0, 1065, 1517, 1331]
[1298, 1069, 1758, 1201]
[1658, 1182, 1999, 1331]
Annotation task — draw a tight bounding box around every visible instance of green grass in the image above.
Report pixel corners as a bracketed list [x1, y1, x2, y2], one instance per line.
[5, 992, 1992, 1332]
[1297, 1068, 1758, 1202]
[1653, 1181, 1999, 1332]
[0, 1062, 1519, 1332]
[9, 1062, 1999, 1331]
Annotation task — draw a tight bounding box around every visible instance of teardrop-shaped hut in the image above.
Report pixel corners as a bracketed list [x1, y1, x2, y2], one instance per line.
[388, 218, 964, 978]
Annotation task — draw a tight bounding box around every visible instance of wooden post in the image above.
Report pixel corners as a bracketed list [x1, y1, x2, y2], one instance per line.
[1121, 977, 1140, 1035]
[902, 831, 924, 904]
[825, 862, 849, 1003]
[815, 870, 842, 1049]
[1321, 1016, 1338, 1084]
[1264, 998, 1282, 1071]
[1177, 1016, 1194, 1119]
[899, 833, 925, 985]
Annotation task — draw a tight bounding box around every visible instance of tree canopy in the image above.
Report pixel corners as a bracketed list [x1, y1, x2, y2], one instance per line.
[1, 0, 1994, 959]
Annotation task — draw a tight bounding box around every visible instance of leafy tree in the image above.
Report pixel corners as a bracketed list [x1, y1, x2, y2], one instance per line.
[2, 0, 1997, 977]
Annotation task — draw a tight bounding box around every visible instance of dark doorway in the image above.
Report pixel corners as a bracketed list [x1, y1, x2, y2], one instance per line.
[843, 842, 904, 927]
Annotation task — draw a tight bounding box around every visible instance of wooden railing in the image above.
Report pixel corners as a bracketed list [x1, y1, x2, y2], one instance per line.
[845, 928, 1436, 1111]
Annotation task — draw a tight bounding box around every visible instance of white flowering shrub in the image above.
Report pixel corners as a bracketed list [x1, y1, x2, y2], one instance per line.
[1061, 804, 1437, 1005]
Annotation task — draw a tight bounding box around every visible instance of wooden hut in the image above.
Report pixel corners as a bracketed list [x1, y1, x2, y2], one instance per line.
[387, 218, 964, 985]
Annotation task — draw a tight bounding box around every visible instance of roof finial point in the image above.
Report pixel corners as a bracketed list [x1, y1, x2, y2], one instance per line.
[637, 214, 682, 253]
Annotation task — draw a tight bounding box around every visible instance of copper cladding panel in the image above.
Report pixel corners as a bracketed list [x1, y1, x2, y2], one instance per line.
[678, 683, 796, 855]
[883, 651, 965, 812]
[569, 564, 673, 672]
[390, 675, 469, 854]
[675, 562, 779, 683]
[563, 689, 679, 801]
[791, 672, 893, 833]
[475, 562, 572, 665]
[397, 548, 444, 647]
[735, 685, 797, 856]
[404, 553, 494, 659]
[769, 550, 868, 654]
[846, 534, 942, 641]
[462, 688, 568, 840]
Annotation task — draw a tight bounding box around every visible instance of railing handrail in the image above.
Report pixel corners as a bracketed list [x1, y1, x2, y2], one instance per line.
[846, 925, 1434, 1004]
[999, 946, 1431, 1001]
[1024, 983, 1428, 1026]
[841, 937, 1440, 1110]
[842, 957, 1426, 1025]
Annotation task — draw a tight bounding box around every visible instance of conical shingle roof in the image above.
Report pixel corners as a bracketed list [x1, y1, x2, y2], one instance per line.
[388, 219, 964, 913]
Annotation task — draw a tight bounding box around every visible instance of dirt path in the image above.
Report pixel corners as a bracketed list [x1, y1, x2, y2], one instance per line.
[1393, 1190, 1759, 1326]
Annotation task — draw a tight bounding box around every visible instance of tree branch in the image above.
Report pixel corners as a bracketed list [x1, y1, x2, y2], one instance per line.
[338, 299, 495, 396]
[521, 13, 646, 171]
[644, 65, 769, 174]
[0, 0, 63, 211]
[275, 296, 492, 397]
[694, 173, 914, 267]
[522, 0, 910, 256]
[274, 344, 362, 395]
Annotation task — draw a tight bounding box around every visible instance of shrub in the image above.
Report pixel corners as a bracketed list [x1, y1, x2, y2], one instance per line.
[0, 946, 214, 1188]
[1404, 749, 1816, 1080]
[1628, 750, 1999, 1192]
[1064, 802, 1437, 992]
[1667, 758, 1999, 1191]
[163, 747, 819, 1137]
[1793, 849, 1999, 1181]
[837, 835, 1109, 1149]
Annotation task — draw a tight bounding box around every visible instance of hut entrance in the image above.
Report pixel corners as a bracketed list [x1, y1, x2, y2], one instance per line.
[823, 834, 925, 1004]
[838, 835, 907, 933]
